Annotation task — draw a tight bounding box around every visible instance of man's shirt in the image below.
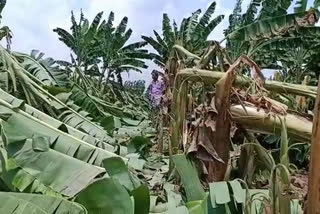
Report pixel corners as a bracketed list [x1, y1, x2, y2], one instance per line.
[147, 80, 164, 108]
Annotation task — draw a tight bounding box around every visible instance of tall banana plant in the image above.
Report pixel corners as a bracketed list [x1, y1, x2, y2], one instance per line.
[53, 10, 102, 68]
[95, 12, 151, 86]
[54, 11, 151, 86]
[225, 0, 320, 68]
[142, 1, 224, 67]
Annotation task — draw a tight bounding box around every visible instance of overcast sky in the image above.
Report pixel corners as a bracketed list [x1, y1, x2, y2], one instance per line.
[0, 0, 268, 82]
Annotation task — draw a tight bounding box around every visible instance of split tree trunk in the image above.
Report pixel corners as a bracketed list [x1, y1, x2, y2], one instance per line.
[307, 77, 320, 214]
[178, 68, 317, 98]
[231, 105, 312, 141]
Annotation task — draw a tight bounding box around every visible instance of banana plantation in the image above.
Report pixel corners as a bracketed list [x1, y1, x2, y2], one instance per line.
[2, 0, 320, 213]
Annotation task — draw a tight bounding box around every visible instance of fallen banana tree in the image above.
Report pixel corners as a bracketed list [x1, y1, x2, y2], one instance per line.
[171, 60, 313, 155]
[170, 55, 313, 183]
[231, 104, 312, 141]
[176, 68, 318, 98]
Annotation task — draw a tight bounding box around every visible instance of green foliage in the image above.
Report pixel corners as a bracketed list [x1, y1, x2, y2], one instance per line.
[54, 11, 103, 67]
[143, 1, 224, 67]
[172, 155, 206, 201]
[0, 192, 87, 214]
[76, 178, 134, 214]
[54, 11, 151, 85]
[14, 50, 69, 87]
[295, 0, 308, 12]
[225, 0, 320, 73]
[124, 80, 146, 96]
[258, 0, 292, 18]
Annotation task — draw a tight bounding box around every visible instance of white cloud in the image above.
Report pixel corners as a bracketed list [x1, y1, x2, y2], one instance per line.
[1, 0, 77, 59]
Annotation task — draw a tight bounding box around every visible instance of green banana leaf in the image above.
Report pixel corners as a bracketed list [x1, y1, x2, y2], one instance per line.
[75, 178, 134, 214]
[0, 192, 87, 214]
[0, 98, 120, 166]
[102, 157, 150, 214]
[0, 194, 48, 214]
[14, 50, 69, 87]
[228, 10, 319, 41]
[0, 44, 115, 146]
[0, 129, 105, 197]
[103, 157, 140, 191]
[52, 94, 118, 143]
[0, 88, 115, 151]
[132, 184, 150, 214]
[13, 52, 58, 86]
[172, 154, 206, 202]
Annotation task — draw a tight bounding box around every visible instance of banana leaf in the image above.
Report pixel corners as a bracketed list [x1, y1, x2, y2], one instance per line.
[0, 98, 122, 166]
[227, 10, 319, 41]
[13, 50, 69, 87]
[13, 52, 57, 86]
[0, 88, 115, 151]
[102, 157, 140, 191]
[172, 154, 206, 202]
[0, 194, 47, 214]
[0, 131, 105, 197]
[0, 192, 87, 214]
[75, 178, 134, 214]
[0, 44, 116, 145]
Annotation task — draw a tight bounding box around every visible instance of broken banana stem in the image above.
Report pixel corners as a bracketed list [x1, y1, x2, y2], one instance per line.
[230, 105, 312, 141]
[178, 68, 317, 98]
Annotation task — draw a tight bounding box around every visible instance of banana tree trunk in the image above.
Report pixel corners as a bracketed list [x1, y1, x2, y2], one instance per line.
[307, 77, 320, 214]
[173, 68, 313, 141]
[178, 68, 317, 98]
[231, 105, 312, 141]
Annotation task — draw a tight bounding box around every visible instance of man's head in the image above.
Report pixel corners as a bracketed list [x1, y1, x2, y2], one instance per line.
[152, 70, 159, 81]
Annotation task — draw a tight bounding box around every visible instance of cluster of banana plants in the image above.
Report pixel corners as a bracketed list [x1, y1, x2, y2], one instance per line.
[0, 1, 159, 213]
[140, 0, 320, 213]
[1, 0, 320, 213]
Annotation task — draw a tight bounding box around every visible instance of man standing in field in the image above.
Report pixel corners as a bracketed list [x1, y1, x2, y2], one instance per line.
[146, 70, 165, 152]
[146, 70, 164, 110]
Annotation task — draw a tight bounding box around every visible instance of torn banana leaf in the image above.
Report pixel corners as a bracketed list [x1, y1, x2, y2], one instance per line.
[0, 192, 87, 214]
[75, 178, 134, 214]
[0, 98, 122, 166]
[0, 132, 105, 197]
[0, 89, 115, 151]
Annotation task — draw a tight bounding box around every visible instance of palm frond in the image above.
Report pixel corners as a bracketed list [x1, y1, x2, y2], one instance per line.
[242, 0, 262, 24]
[228, 11, 318, 42]
[202, 15, 224, 38]
[107, 11, 115, 28]
[258, 0, 292, 18]
[86, 11, 104, 38]
[294, 0, 308, 13]
[115, 17, 128, 35]
[198, 1, 217, 28]
[0, 0, 6, 16]
[225, 0, 243, 35]
[162, 14, 175, 46]
[53, 28, 76, 51]
[121, 41, 148, 51]
[153, 30, 168, 50]
[185, 9, 201, 42]
[141, 36, 165, 56]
